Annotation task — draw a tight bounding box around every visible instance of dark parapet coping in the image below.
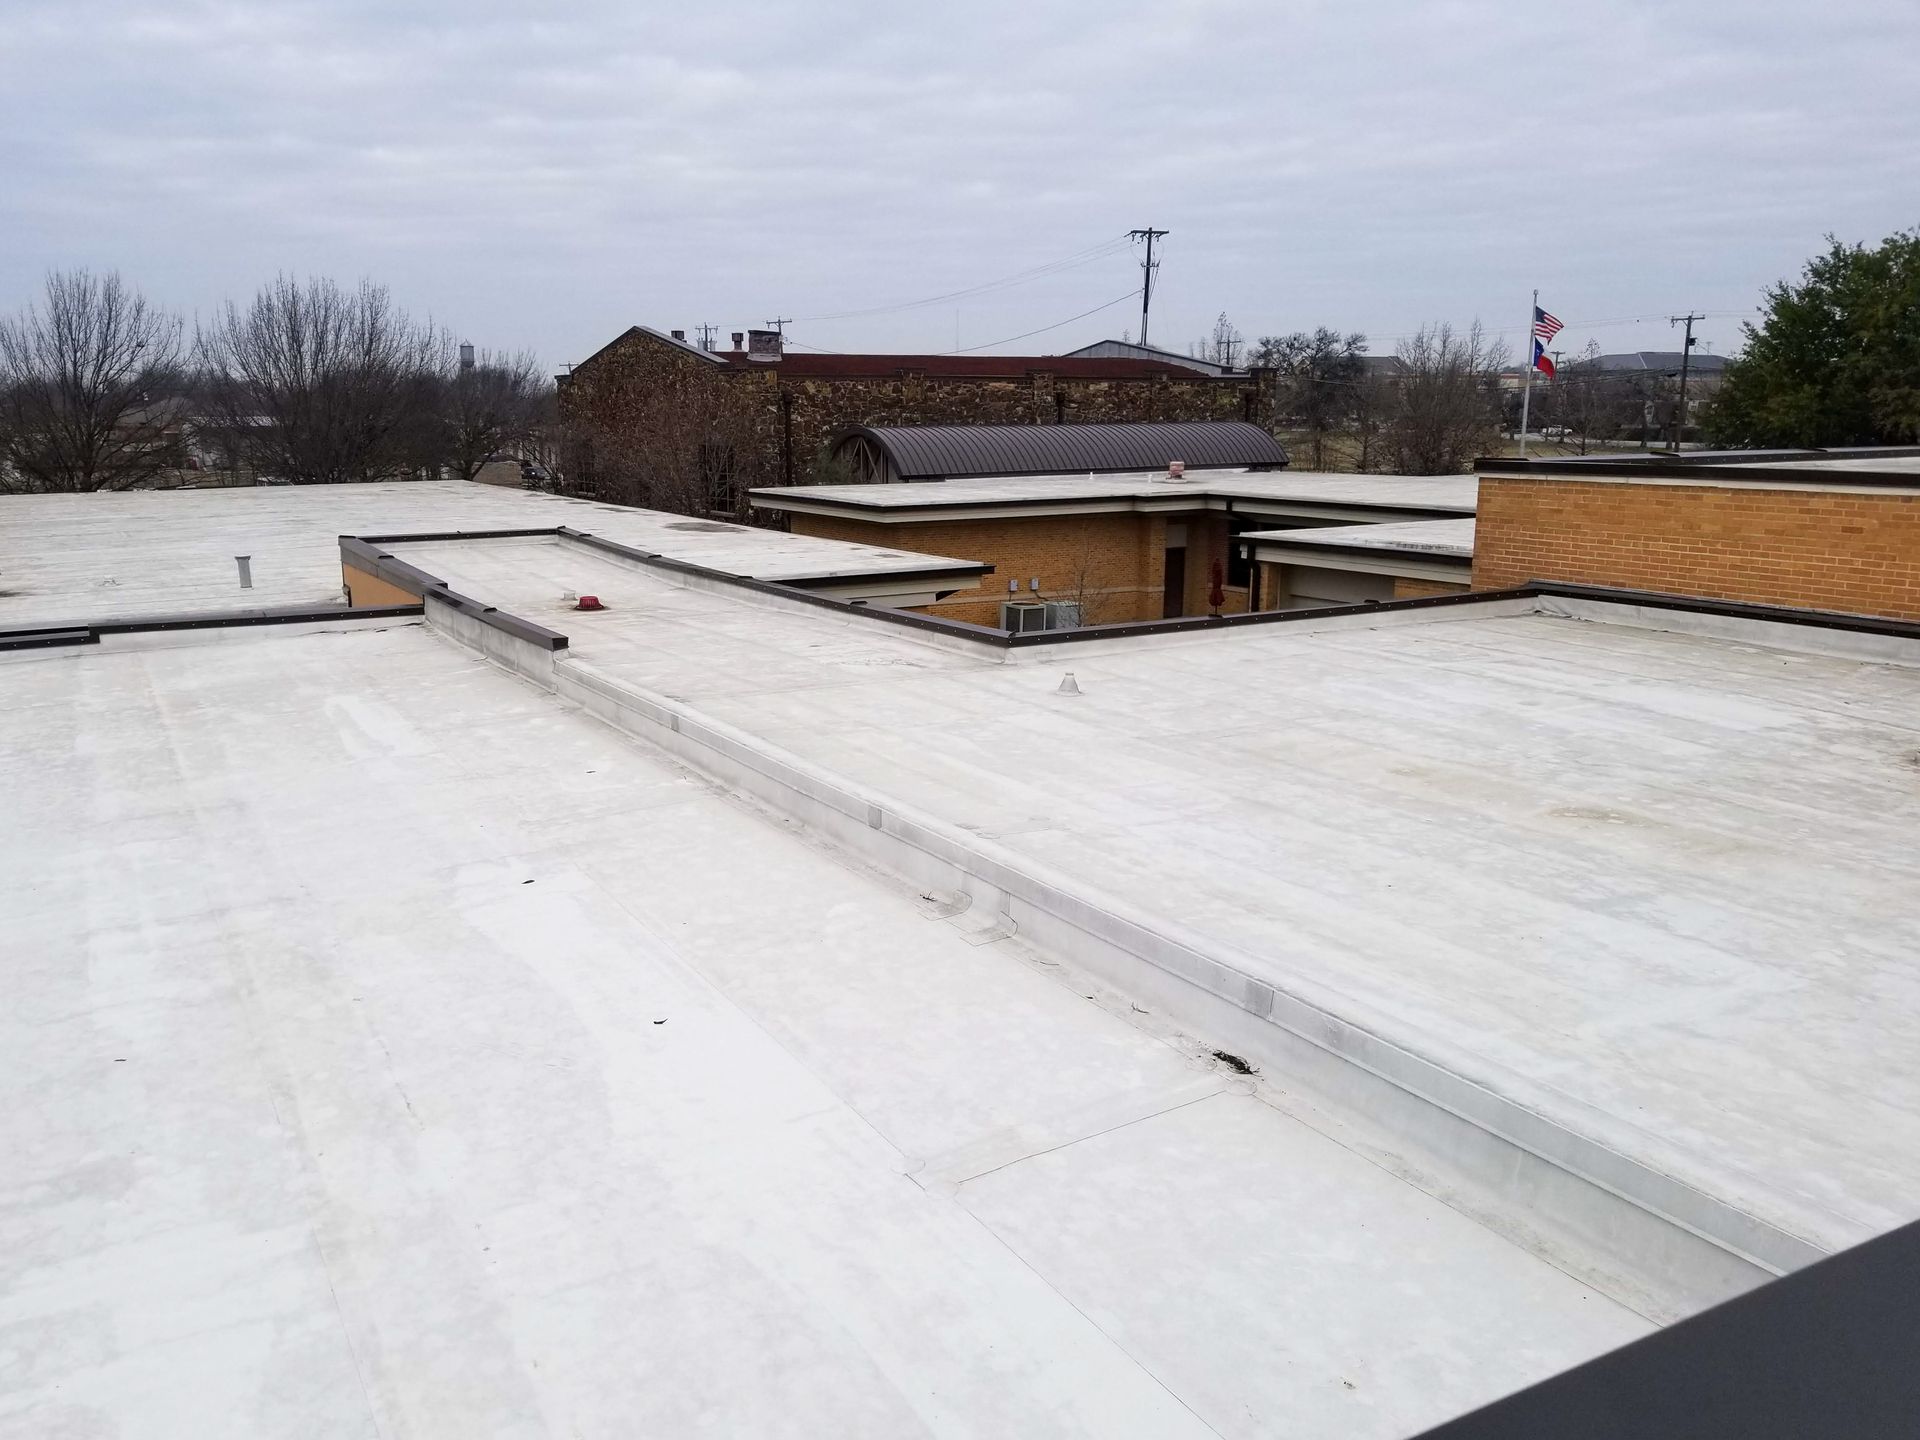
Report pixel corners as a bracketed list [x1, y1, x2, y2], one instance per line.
[1410, 1215, 1920, 1440]
[341, 528, 1920, 655]
[0, 602, 424, 652]
[340, 534, 569, 652]
[1478, 447, 1920, 485]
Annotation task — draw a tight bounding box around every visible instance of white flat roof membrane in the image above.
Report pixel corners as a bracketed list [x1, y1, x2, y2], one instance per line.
[1243, 518, 1477, 559]
[0, 481, 981, 627]
[752, 469, 1478, 513]
[1, 625, 1643, 1437]
[394, 537, 1920, 1259]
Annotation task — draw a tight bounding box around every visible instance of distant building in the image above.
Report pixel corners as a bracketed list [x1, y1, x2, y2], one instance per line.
[753, 462, 1472, 626]
[1060, 338, 1239, 376]
[556, 325, 1281, 515]
[1572, 350, 1732, 380]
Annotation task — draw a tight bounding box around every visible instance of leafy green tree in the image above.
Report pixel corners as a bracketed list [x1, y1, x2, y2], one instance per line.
[1708, 231, 1920, 446]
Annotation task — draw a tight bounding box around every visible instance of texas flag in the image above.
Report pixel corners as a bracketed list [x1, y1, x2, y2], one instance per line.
[1532, 306, 1563, 378]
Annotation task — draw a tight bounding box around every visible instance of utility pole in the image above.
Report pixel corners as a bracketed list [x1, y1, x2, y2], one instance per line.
[1669, 312, 1704, 449]
[764, 317, 792, 335]
[695, 323, 718, 352]
[1130, 228, 1169, 348]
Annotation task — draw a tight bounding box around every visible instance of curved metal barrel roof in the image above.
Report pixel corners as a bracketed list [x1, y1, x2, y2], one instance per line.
[830, 422, 1290, 480]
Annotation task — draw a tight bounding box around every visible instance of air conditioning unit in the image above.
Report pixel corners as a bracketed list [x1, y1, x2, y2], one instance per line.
[1001, 601, 1049, 634]
[1042, 600, 1083, 630]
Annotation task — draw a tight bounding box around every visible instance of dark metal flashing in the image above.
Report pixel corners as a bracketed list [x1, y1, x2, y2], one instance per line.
[752, 488, 1475, 522]
[549, 528, 1011, 643]
[1527, 580, 1920, 641]
[0, 602, 423, 652]
[752, 564, 993, 591]
[339, 528, 1920, 655]
[1245, 536, 1474, 566]
[1409, 1216, 1920, 1440]
[342, 535, 568, 651]
[1478, 449, 1920, 486]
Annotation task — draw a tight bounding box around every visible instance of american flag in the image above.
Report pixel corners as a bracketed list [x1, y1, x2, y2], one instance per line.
[1533, 307, 1564, 343]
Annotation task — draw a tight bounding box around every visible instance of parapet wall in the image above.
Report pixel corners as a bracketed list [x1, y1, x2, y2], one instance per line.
[1475, 474, 1920, 620]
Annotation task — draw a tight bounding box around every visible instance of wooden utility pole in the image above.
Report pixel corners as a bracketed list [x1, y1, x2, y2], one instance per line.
[1130, 228, 1169, 347]
[1669, 312, 1705, 448]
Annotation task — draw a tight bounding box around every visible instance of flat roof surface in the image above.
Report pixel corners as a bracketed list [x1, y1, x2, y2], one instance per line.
[1245, 518, 1476, 559]
[2, 623, 1643, 1438]
[0, 482, 983, 627]
[1729, 456, 1920, 475]
[390, 538, 1920, 1260]
[752, 469, 1478, 516]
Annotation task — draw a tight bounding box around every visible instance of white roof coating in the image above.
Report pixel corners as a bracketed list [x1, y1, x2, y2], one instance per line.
[2, 623, 1645, 1438]
[1245, 517, 1476, 559]
[391, 537, 1920, 1263]
[751, 469, 1478, 516]
[1728, 455, 1920, 476]
[0, 481, 982, 626]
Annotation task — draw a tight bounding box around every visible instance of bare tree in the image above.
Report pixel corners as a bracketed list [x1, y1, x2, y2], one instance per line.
[441, 348, 551, 481]
[0, 269, 184, 492]
[1350, 364, 1398, 473]
[1054, 520, 1121, 626]
[1384, 321, 1506, 474]
[196, 275, 447, 484]
[1191, 312, 1243, 368]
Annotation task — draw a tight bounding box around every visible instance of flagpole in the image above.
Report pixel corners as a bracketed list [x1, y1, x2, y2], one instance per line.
[1518, 288, 1536, 459]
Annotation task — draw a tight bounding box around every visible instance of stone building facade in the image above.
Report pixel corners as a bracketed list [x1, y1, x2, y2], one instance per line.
[556, 326, 1282, 515]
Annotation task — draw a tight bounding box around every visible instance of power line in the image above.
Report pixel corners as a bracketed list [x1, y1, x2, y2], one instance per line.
[941, 288, 1141, 354]
[1362, 309, 1752, 348]
[793, 234, 1134, 324]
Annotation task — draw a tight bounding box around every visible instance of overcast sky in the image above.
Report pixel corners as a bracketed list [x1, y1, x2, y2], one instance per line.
[4, 0, 1916, 370]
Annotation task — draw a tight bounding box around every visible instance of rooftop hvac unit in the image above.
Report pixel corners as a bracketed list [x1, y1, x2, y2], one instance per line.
[1001, 601, 1049, 634]
[1042, 600, 1083, 631]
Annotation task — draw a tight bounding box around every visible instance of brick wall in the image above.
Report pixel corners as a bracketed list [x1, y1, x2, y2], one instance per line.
[1392, 576, 1471, 599]
[792, 511, 1171, 626]
[788, 509, 1261, 625]
[1474, 476, 1920, 620]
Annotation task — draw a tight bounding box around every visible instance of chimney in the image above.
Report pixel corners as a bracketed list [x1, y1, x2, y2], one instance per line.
[670, 329, 686, 342]
[746, 328, 784, 362]
[458, 342, 475, 372]
[730, 331, 745, 352]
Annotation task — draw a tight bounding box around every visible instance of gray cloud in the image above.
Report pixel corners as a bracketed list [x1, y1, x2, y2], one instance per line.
[3, 0, 1915, 367]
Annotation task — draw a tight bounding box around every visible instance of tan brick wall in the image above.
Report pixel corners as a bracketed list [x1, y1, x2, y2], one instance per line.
[343, 563, 420, 608]
[1474, 476, 1920, 620]
[792, 511, 1173, 626]
[1392, 576, 1471, 599]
